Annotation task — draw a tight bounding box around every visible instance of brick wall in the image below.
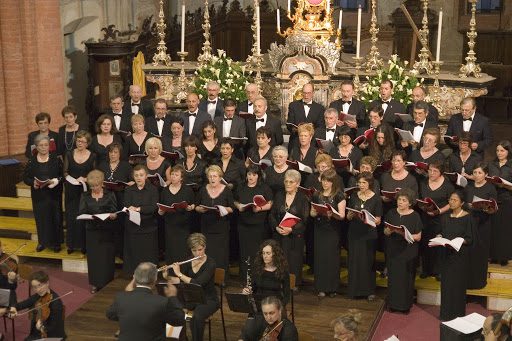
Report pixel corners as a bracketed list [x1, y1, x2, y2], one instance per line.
[0, 0, 66, 156]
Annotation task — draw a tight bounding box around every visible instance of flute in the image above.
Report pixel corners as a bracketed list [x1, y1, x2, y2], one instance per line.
[157, 255, 205, 272]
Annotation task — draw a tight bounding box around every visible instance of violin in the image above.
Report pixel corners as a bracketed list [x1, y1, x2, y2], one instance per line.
[29, 292, 52, 338]
[260, 320, 284, 341]
[0, 253, 17, 276]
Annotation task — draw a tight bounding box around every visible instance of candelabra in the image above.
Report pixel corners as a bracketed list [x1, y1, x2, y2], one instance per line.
[152, 0, 172, 66]
[335, 28, 342, 50]
[197, 0, 213, 66]
[352, 57, 364, 95]
[175, 52, 189, 103]
[431, 61, 443, 116]
[246, 0, 261, 65]
[459, 0, 481, 78]
[413, 0, 433, 74]
[364, 0, 383, 72]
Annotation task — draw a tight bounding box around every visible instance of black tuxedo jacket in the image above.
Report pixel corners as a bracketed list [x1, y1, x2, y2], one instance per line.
[106, 109, 133, 133]
[287, 100, 325, 150]
[369, 98, 406, 127]
[214, 115, 246, 139]
[123, 98, 155, 118]
[246, 115, 284, 149]
[405, 102, 439, 124]
[329, 98, 367, 128]
[401, 119, 438, 148]
[146, 115, 172, 138]
[313, 126, 351, 149]
[237, 100, 254, 114]
[106, 286, 184, 341]
[446, 112, 493, 154]
[181, 110, 211, 138]
[199, 98, 224, 120]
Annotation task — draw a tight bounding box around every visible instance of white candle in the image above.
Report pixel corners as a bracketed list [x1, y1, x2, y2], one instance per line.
[356, 5, 362, 58]
[277, 8, 281, 32]
[256, 5, 261, 54]
[181, 2, 185, 53]
[326, 0, 330, 13]
[436, 9, 443, 62]
[287, 0, 291, 13]
[338, 9, 343, 30]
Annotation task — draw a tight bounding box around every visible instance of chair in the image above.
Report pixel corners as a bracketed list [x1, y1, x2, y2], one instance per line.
[298, 330, 315, 341]
[289, 273, 296, 323]
[206, 268, 227, 341]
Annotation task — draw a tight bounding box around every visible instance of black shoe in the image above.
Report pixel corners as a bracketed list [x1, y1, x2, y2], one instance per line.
[435, 274, 441, 281]
[81, 248, 87, 255]
[67, 248, 74, 255]
[419, 272, 429, 279]
[53, 246, 61, 253]
[500, 260, 509, 266]
[36, 244, 45, 252]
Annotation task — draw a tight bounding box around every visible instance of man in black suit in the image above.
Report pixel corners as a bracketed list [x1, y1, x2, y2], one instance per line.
[247, 97, 283, 150]
[329, 80, 367, 132]
[399, 100, 438, 150]
[313, 108, 348, 152]
[123, 85, 155, 118]
[181, 92, 211, 138]
[146, 98, 172, 138]
[214, 99, 247, 159]
[405, 86, 439, 124]
[199, 81, 224, 120]
[286, 83, 325, 151]
[107, 94, 133, 134]
[106, 262, 184, 341]
[446, 97, 493, 156]
[369, 80, 406, 127]
[237, 83, 259, 114]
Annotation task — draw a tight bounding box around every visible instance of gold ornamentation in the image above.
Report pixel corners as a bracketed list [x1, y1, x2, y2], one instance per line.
[459, 0, 481, 78]
[152, 0, 172, 66]
[352, 56, 364, 95]
[413, 0, 433, 74]
[431, 61, 443, 116]
[176, 52, 189, 103]
[146, 74, 175, 101]
[197, 0, 213, 66]
[365, 0, 383, 72]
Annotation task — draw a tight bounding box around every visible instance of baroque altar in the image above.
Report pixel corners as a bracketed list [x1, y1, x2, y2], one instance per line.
[142, 0, 494, 122]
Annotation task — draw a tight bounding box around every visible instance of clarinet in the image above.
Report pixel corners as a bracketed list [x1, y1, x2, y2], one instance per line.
[246, 257, 259, 315]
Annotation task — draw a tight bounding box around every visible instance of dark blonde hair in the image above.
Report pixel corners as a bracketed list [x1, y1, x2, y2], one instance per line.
[320, 168, 342, 198]
[187, 233, 206, 249]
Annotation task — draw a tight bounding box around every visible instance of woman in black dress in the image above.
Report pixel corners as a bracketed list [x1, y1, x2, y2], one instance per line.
[264, 146, 289, 196]
[269, 169, 310, 286]
[418, 160, 454, 279]
[158, 164, 195, 264]
[346, 172, 382, 300]
[235, 165, 273, 279]
[97, 143, 133, 259]
[246, 127, 273, 167]
[216, 138, 245, 192]
[58, 105, 80, 155]
[23, 134, 63, 252]
[330, 125, 363, 187]
[179, 135, 207, 193]
[145, 137, 171, 186]
[446, 132, 481, 183]
[195, 165, 234, 270]
[465, 162, 497, 289]
[78, 170, 117, 293]
[89, 114, 122, 164]
[438, 191, 474, 321]
[289, 123, 318, 171]
[409, 128, 445, 178]
[165, 233, 219, 341]
[347, 156, 381, 195]
[489, 140, 512, 266]
[63, 130, 96, 254]
[383, 188, 423, 313]
[24, 112, 59, 159]
[198, 120, 221, 165]
[161, 116, 185, 159]
[310, 169, 346, 297]
[124, 114, 150, 163]
[123, 164, 159, 275]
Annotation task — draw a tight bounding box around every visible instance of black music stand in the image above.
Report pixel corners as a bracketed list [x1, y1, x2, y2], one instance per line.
[225, 292, 255, 314]
[176, 282, 206, 311]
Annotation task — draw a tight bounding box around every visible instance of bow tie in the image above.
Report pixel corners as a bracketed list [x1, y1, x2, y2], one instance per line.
[248, 102, 253, 106]
[303, 102, 312, 107]
[132, 103, 140, 107]
[188, 112, 197, 117]
[463, 117, 472, 122]
[114, 113, 122, 117]
[414, 122, 424, 128]
[255, 118, 265, 123]
[382, 100, 390, 104]
[224, 117, 233, 121]
[341, 100, 351, 105]
[208, 100, 216, 104]
[156, 118, 163, 122]
[326, 128, 336, 133]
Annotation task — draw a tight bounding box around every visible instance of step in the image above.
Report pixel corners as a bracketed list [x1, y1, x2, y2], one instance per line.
[1, 238, 86, 273]
[16, 182, 31, 198]
[0, 197, 33, 212]
[0, 216, 37, 233]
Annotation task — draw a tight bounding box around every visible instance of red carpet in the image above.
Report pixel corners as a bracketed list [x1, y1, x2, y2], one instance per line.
[371, 301, 492, 340]
[5, 262, 92, 341]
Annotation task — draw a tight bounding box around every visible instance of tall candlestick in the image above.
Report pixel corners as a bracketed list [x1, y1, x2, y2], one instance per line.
[326, 0, 330, 13]
[256, 5, 261, 55]
[287, 0, 290, 13]
[356, 5, 362, 58]
[277, 8, 281, 32]
[181, 2, 185, 53]
[436, 9, 443, 62]
[338, 9, 343, 30]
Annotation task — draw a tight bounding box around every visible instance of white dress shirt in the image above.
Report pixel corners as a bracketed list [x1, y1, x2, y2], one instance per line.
[222, 117, 233, 137]
[188, 110, 198, 135]
[247, 101, 254, 114]
[413, 119, 426, 143]
[325, 125, 336, 142]
[207, 98, 218, 119]
[303, 101, 312, 118]
[113, 111, 122, 130]
[462, 112, 475, 132]
[255, 113, 267, 130]
[342, 99, 352, 114]
[131, 101, 140, 115]
[156, 117, 164, 136]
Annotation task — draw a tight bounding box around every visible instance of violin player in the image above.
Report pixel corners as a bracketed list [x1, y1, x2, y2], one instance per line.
[238, 296, 298, 341]
[0, 240, 18, 304]
[6, 270, 66, 340]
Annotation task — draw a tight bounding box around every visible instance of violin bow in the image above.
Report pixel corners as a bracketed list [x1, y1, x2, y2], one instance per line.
[259, 320, 284, 341]
[15, 290, 74, 317]
[0, 243, 27, 266]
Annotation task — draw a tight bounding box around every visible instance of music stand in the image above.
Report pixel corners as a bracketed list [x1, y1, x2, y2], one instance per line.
[225, 292, 254, 314]
[176, 282, 206, 310]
